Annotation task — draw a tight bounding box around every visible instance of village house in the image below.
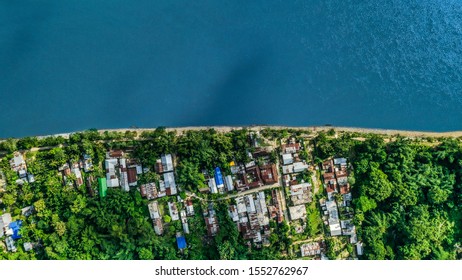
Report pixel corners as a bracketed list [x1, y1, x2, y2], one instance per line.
[180, 210, 189, 234]
[184, 198, 195, 216]
[208, 178, 218, 193]
[125, 160, 142, 187]
[268, 189, 284, 223]
[326, 200, 341, 236]
[161, 154, 174, 173]
[163, 172, 177, 195]
[289, 205, 306, 221]
[168, 202, 180, 221]
[107, 150, 124, 158]
[300, 242, 321, 257]
[282, 153, 294, 165]
[104, 158, 120, 188]
[10, 152, 27, 180]
[148, 201, 163, 235]
[0, 169, 6, 192]
[71, 162, 83, 186]
[58, 163, 72, 186]
[322, 160, 338, 198]
[127, 166, 138, 187]
[259, 164, 278, 185]
[82, 154, 93, 172]
[5, 236, 16, 252]
[204, 203, 219, 236]
[282, 162, 309, 174]
[224, 175, 234, 192]
[119, 158, 129, 191]
[255, 192, 270, 226]
[281, 142, 301, 154]
[356, 241, 364, 256]
[341, 219, 356, 236]
[140, 183, 158, 200]
[228, 205, 239, 222]
[289, 183, 312, 205]
[232, 193, 271, 245]
[0, 213, 12, 238]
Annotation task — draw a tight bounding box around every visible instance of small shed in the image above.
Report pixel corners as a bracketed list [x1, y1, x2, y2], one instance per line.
[98, 178, 107, 198]
[176, 236, 187, 250]
[9, 220, 22, 240]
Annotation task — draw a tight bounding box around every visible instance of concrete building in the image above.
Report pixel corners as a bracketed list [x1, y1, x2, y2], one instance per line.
[289, 205, 306, 220]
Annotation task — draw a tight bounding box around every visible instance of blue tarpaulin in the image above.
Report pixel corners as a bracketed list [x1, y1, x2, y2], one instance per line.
[9, 220, 22, 240]
[176, 236, 187, 249]
[214, 167, 224, 186]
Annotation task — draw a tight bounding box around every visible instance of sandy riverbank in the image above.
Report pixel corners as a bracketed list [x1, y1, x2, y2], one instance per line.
[6, 125, 462, 141]
[101, 125, 462, 138]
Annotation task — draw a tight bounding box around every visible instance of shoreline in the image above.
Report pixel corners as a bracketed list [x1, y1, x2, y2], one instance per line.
[18, 125, 462, 140]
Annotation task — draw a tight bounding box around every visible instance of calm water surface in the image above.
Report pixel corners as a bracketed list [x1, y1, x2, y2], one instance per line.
[1, 1, 462, 137]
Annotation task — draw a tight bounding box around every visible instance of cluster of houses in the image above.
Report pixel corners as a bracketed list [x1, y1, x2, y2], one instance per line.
[278, 139, 314, 225]
[139, 154, 178, 199]
[147, 196, 196, 247]
[9, 152, 35, 184]
[100, 151, 178, 198]
[280, 140, 309, 175]
[0, 132, 368, 258]
[103, 150, 142, 192]
[321, 158, 362, 256]
[155, 154, 177, 196]
[56, 154, 95, 197]
[201, 162, 278, 195]
[204, 167, 230, 194]
[228, 192, 271, 246]
[268, 189, 284, 223]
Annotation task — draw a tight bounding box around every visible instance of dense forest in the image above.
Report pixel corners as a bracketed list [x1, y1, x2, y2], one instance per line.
[314, 132, 462, 259]
[1, 128, 461, 259]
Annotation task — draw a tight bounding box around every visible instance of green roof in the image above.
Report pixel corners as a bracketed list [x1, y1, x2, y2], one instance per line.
[98, 178, 107, 198]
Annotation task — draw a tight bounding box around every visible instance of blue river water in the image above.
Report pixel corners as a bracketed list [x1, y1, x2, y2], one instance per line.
[1, 1, 462, 137]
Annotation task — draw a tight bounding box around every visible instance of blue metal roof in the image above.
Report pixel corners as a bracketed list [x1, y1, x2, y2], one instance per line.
[176, 236, 187, 249]
[9, 220, 22, 240]
[214, 167, 224, 186]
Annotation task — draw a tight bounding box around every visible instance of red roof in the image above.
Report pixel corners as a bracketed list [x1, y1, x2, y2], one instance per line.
[326, 183, 337, 193]
[109, 150, 124, 158]
[127, 167, 137, 184]
[260, 164, 278, 185]
[339, 184, 350, 194]
[323, 172, 335, 180]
